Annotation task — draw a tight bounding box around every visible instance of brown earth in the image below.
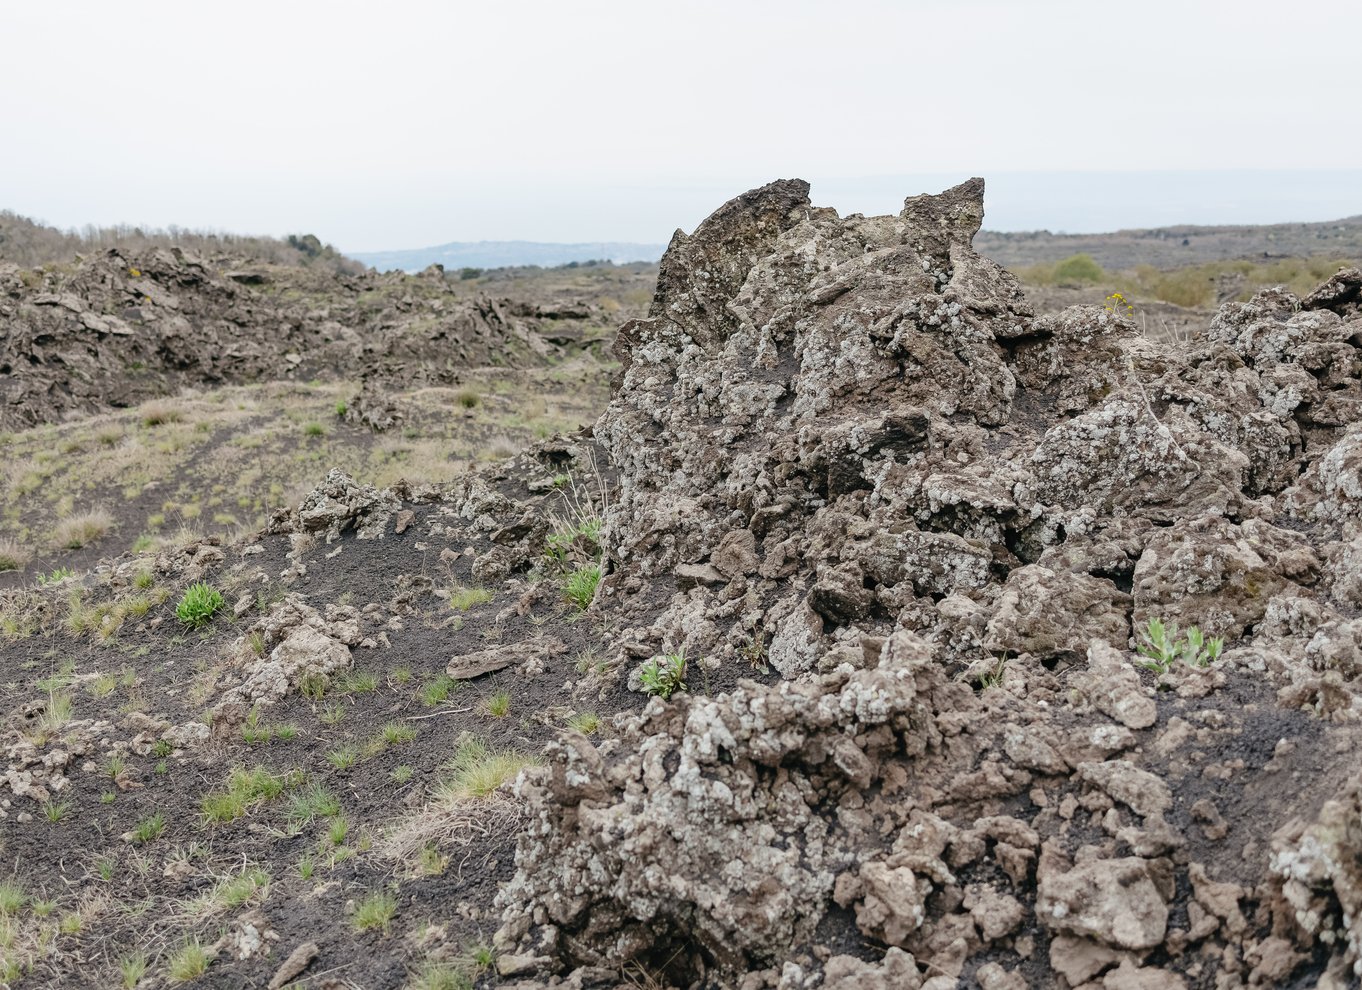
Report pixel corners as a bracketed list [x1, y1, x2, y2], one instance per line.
[2, 181, 1362, 990]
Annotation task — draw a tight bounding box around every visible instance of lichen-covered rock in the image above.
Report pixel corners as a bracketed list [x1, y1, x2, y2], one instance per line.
[490, 180, 1362, 989]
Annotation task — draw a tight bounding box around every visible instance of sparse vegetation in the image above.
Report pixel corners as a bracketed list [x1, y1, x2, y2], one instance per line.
[166, 937, 209, 981]
[119, 952, 148, 988]
[52, 508, 114, 548]
[353, 889, 397, 932]
[484, 690, 511, 718]
[1136, 617, 1223, 673]
[563, 564, 601, 610]
[130, 813, 166, 843]
[638, 652, 687, 699]
[175, 582, 223, 628]
[0, 538, 30, 572]
[441, 736, 537, 800]
[201, 765, 294, 823]
[566, 710, 600, 734]
[448, 586, 493, 611]
[420, 674, 458, 707]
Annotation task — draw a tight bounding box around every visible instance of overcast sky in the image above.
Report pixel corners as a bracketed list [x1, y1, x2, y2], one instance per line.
[3, 0, 1360, 251]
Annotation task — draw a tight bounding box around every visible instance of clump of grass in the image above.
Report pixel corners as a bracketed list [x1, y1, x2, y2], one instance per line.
[218, 867, 269, 909]
[562, 564, 600, 610]
[335, 401, 348, 417]
[140, 401, 184, 428]
[441, 736, 536, 800]
[133, 570, 155, 590]
[419, 674, 458, 707]
[336, 669, 379, 694]
[326, 745, 360, 770]
[165, 938, 209, 981]
[175, 582, 223, 629]
[200, 765, 292, 823]
[391, 765, 414, 784]
[456, 389, 480, 409]
[44, 800, 72, 823]
[35, 691, 74, 738]
[303, 422, 326, 437]
[566, 711, 600, 735]
[0, 538, 31, 572]
[119, 952, 148, 988]
[381, 721, 417, 745]
[448, 586, 492, 612]
[484, 691, 510, 718]
[130, 813, 165, 843]
[318, 702, 346, 725]
[352, 890, 397, 932]
[285, 782, 341, 827]
[53, 509, 114, 549]
[327, 815, 350, 847]
[0, 878, 25, 915]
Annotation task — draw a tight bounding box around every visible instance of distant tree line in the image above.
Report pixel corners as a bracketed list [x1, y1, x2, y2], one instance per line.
[0, 210, 365, 274]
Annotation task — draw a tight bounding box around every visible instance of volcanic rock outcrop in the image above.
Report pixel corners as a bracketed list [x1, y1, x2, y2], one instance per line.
[490, 181, 1362, 987]
[0, 247, 611, 429]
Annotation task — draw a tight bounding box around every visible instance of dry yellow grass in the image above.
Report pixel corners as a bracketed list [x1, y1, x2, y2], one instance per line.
[51, 509, 114, 549]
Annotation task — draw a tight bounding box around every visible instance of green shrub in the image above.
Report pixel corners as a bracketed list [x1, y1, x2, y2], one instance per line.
[175, 582, 223, 628]
[1052, 253, 1104, 284]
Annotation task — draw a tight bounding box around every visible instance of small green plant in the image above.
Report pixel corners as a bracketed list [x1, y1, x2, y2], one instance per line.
[300, 673, 329, 700]
[1136, 617, 1224, 674]
[119, 951, 148, 988]
[419, 674, 458, 707]
[337, 669, 379, 693]
[219, 867, 269, 908]
[442, 736, 536, 800]
[327, 745, 360, 770]
[456, 389, 480, 409]
[133, 569, 155, 590]
[327, 815, 350, 847]
[562, 564, 600, 610]
[96, 857, 117, 882]
[166, 937, 209, 981]
[38, 566, 75, 586]
[335, 400, 348, 417]
[44, 799, 72, 823]
[303, 421, 326, 437]
[101, 791, 117, 804]
[566, 711, 600, 735]
[0, 878, 25, 915]
[381, 721, 417, 745]
[448, 586, 492, 612]
[152, 739, 173, 758]
[296, 854, 315, 880]
[200, 765, 293, 823]
[353, 890, 398, 932]
[318, 702, 346, 725]
[391, 765, 414, 784]
[484, 691, 511, 718]
[390, 665, 412, 685]
[175, 582, 223, 629]
[285, 782, 341, 827]
[131, 813, 165, 843]
[638, 652, 687, 699]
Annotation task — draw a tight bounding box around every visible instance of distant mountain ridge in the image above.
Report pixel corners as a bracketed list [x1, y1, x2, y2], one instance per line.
[351, 240, 667, 273]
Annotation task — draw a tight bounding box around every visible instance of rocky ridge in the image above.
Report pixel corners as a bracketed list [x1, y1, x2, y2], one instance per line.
[482, 180, 1362, 987]
[0, 247, 614, 430]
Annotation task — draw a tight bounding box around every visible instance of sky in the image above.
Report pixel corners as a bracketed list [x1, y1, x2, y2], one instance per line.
[2, 0, 1360, 252]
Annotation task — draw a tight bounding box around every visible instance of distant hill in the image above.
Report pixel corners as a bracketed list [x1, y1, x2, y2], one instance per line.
[976, 214, 1362, 271]
[351, 240, 667, 273]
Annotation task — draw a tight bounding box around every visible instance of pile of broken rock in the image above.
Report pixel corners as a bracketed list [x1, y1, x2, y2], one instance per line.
[483, 180, 1362, 988]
